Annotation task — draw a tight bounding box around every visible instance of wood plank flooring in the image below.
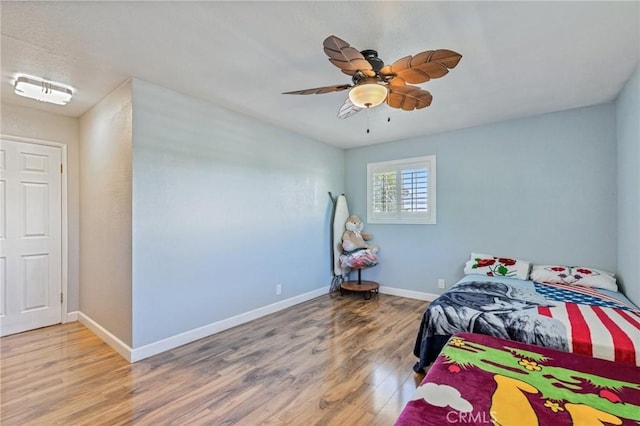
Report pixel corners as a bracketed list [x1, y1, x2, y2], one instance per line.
[1, 293, 428, 425]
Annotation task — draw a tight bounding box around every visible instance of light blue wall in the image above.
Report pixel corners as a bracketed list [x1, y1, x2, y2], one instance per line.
[131, 79, 344, 347]
[345, 104, 618, 295]
[616, 65, 640, 306]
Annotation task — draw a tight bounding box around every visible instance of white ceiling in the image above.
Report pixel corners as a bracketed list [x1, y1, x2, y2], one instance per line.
[1, 1, 638, 149]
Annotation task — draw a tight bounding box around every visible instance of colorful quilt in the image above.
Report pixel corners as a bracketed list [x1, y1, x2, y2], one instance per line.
[397, 333, 640, 426]
[413, 275, 640, 372]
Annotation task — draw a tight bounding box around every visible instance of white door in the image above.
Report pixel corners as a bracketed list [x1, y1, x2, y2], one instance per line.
[0, 139, 62, 336]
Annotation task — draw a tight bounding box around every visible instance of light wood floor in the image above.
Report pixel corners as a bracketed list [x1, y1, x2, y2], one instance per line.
[1, 293, 428, 425]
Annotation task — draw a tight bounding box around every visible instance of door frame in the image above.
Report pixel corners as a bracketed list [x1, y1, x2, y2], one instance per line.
[1, 134, 69, 324]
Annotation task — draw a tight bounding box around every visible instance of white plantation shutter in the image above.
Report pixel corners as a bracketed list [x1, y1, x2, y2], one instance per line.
[367, 155, 436, 224]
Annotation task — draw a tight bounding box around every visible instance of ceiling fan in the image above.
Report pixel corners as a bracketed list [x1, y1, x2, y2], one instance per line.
[283, 35, 462, 119]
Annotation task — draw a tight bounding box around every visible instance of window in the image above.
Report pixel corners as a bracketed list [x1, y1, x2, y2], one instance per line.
[367, 155, 436, 224]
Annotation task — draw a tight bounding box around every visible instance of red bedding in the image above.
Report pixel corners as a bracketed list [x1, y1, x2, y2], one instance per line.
[398, 333, 640, 425]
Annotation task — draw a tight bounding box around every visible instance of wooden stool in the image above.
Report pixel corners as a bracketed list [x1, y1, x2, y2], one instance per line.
[340, 268, 379, 300]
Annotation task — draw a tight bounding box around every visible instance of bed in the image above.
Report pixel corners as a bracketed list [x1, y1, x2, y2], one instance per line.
[397, 333, 640, 425]
[413, 256, 640, 372]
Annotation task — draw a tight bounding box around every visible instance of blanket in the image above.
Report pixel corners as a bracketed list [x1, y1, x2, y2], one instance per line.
[398, 333, 640, 425]
[413, 275, 640, 372]
[340, 248, 378, 269]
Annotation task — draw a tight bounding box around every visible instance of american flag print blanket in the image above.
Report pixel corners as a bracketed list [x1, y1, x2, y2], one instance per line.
[412, 275, 640, 372]
[534, 281, 640, 365]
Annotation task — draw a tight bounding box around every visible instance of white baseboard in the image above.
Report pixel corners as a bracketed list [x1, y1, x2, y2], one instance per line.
[75, 285, 436, 364]
[78, 286, 329, 363]
[78, 312, 134, 362]
[131, 286, 327, 362]
[379, 285, 439, 301]
[130, 286, 329, 362]
[65, 311, 79, 322]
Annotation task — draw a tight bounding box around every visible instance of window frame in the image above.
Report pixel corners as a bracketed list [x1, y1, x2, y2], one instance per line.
[366, 155, 436, 225]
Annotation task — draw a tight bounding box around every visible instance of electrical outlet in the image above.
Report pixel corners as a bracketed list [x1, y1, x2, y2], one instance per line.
[438, 279, 446, 289]
[276, 284, 282, 295]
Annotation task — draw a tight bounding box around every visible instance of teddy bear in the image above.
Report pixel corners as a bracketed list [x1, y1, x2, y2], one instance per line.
[341, 215, 379, 253]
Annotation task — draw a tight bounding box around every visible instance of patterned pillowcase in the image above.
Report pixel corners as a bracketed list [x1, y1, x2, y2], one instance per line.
[463, 253, 531, 280]
[529, 265, 618, 292]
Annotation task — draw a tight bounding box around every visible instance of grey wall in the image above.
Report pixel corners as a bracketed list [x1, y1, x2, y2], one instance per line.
[345, 103, 618, 295]
[0, 104, 80, 313]
[616, 65, 640, 306]
[79, 81, 133, 346]
[131, 79, 345, 347]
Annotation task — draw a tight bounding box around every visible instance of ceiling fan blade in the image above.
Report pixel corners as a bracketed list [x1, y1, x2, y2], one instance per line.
[387, 85, 433, 111]
[282, 84, 352, 95]
[430, 49, 463, 68]
[337, 98, 362, 119]
[387, 77, 406, 87]
[379, 65, 393, 76]
[386, 49, 462, 85]
[323, 35, 374, 76]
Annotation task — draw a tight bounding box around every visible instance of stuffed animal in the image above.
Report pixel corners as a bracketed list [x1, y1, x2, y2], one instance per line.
[341, 215, 379, 253]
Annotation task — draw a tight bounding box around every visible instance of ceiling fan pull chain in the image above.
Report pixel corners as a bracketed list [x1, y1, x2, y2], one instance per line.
[366, 108, 371, 134]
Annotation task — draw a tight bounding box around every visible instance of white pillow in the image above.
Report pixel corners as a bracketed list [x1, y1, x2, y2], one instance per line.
[464, 253, 531, 280]
[529, 265, 618, 292]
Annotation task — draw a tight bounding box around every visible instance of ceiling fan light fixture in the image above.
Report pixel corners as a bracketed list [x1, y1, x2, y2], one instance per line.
[283, 35, 461, 118]
[14, 75, 73, 105]
[348, 81, 388, 109]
